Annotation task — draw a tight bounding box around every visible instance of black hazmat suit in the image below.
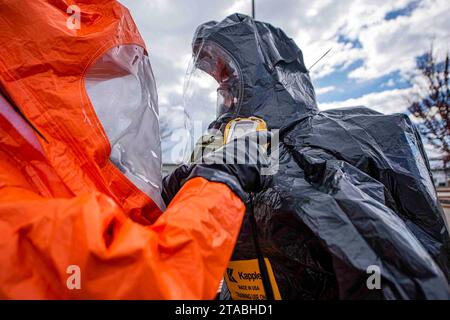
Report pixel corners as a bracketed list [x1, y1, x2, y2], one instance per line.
[164, 13, 450, 299]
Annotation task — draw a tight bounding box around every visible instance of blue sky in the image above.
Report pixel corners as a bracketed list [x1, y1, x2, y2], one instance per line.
[313, 2, 416, 106]
[120, 0, 450, 161]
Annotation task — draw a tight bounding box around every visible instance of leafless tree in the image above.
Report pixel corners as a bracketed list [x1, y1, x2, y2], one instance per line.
[408, 47, 450, 161]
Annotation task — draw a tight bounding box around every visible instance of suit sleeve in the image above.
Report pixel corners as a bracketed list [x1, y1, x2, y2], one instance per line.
[0, 156, 245, 299]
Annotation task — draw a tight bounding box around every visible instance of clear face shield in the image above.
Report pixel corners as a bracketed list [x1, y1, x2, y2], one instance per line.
[85, 45, 164, 210]
[182, 41, 241, 162]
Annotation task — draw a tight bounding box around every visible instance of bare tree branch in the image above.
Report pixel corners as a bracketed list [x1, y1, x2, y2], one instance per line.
[408, 47, 450, 159]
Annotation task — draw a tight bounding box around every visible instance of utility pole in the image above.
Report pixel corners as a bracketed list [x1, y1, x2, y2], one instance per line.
[252, 0, 255, 18]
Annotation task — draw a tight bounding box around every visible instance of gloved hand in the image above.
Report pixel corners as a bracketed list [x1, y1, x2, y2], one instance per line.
[162, 131, 271, 206]
[161, 164, 193, 205]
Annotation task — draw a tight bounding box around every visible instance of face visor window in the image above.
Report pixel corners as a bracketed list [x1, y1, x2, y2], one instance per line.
[184, 41, 241, 130]
[84, 45, 164, 210]
[182, 41, 241, 160]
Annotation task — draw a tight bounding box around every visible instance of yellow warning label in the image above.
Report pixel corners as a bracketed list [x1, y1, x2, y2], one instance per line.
[224, 258, 282, 300]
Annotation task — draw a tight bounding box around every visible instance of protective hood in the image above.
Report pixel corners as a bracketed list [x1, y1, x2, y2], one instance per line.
[0, 0, 164, 213]
[190, 13, 318, 132]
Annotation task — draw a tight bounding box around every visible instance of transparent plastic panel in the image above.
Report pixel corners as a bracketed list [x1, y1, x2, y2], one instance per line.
[85, 45, 164, 210]
[182, 41, 242, 161]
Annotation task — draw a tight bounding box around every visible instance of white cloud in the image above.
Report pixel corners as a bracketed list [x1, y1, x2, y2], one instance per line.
[315, 85, 335, 95]
[120, 0, 449, 103]
[383, 79, 396, 87]
[348, 0, 450, 81]
[318, 87, 414, 114]
[120, 0, 450, 110]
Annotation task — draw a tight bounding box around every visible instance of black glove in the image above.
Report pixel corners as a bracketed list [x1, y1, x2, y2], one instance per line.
[162, 132, 270, 205]
[161, 164, 193, 205]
